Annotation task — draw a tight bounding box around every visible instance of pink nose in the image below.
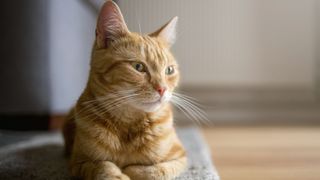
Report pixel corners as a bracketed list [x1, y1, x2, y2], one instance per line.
[156, 86, 166, 96]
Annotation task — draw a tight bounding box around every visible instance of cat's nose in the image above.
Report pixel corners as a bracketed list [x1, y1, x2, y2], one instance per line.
[155, 86, 166, 96]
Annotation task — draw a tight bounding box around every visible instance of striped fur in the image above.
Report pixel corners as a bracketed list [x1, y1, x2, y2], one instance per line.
[63, 1, 186, 180]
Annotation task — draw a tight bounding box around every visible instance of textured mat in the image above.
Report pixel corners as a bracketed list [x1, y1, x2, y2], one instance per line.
[0, 127, 219, 180]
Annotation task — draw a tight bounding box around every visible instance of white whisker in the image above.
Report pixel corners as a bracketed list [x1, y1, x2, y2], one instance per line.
[172, 101, 199, 125]
[174, 97, 209, 123]
[77, 92, 139, 120]
[171, 99, 201, 126]
[170, 92, 210, 125]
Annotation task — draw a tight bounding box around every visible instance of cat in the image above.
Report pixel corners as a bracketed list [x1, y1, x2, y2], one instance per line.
[62, 0, 187, 179]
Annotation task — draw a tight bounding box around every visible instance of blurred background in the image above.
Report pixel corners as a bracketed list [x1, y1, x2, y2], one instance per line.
[0, 0, 320, 179]
[1, 0, 319, 127]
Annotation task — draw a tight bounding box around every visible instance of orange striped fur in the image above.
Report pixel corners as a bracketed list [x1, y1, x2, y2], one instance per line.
[63, 1, 187, 180]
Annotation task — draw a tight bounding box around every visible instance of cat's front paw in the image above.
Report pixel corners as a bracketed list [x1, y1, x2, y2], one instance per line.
[123, 165, 166, 180]
[119, 174, 131, 180]
[94, 161, 131, 180]
[123, 166, 148, 180]
[94, 173, 130, 180]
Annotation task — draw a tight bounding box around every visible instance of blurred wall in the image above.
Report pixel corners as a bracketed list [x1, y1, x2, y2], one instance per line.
[49, 0, 96, 113]
[317, 1, 320, 96]
[118, 0, 317, 89]
[1, 0, 318, 117]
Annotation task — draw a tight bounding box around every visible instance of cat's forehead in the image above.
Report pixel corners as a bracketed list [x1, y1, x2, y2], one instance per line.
[113, 34, 175, 66]
[140, 36, 171, 65]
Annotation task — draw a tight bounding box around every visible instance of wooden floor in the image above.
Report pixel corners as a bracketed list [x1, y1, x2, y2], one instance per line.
[202, 126, 320, 180]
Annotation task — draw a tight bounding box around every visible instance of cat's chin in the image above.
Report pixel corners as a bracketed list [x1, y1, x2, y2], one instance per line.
[133, 101, 164, 113]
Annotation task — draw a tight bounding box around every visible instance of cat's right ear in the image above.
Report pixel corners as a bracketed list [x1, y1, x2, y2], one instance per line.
[96, 0, 129, 48]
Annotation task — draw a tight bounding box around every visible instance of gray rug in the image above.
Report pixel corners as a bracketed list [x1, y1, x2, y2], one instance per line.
[0, 127, 219, 180]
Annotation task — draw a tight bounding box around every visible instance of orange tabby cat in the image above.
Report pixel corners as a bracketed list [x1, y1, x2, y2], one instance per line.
[62, 1, 187, 179]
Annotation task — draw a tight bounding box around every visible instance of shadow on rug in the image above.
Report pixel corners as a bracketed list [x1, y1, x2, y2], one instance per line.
[0, 144, 69, 180]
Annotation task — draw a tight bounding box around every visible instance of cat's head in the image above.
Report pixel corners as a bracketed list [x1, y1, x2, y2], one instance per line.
[89, 1, 179, 113]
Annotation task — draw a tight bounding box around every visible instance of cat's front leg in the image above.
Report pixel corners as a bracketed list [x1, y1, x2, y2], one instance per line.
[123, 156, 187, 180]
[70, 161, 130, 180]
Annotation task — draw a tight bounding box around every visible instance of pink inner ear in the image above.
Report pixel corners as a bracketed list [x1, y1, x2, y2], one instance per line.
[96, 1, 128, 48]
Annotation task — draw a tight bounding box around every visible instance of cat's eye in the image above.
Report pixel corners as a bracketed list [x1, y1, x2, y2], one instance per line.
[165, 66, 175, 75]
[132, 62, 145, 72]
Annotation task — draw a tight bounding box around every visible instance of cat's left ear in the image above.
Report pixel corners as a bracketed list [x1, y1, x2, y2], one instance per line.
[150, 16, 178, 47]
[96, 0, 129, 48]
